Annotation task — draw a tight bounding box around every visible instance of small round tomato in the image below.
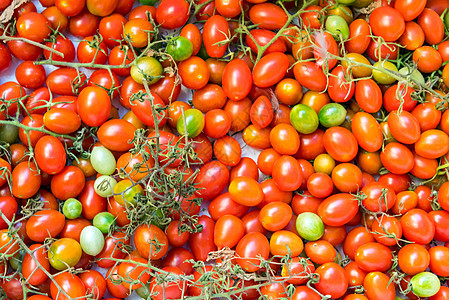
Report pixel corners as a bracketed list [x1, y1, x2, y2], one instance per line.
[315, 262, 348, 299]
[214, 136, 241, 167]
[323, 126, 358, 162]
[16, 12, 52, 43]
[398, 243, 430, 275]
[290, 103, 319, 134]
[229, 177, 263, 206]
[11, 161, 41, 199]
[214, 214, 244, 249]
[113, 179, 144, 207]
[370, 6, 405, 41]
[26, 210, 65, 242]
[23, 244, 50, 286]
[134, 224, 168, 260]
[178, 56, 210, 90]
[318, 193, 359, 227]
[49, 238, 82, 270]
[50, 272, 86, 300]
[177, 108, 205, 138]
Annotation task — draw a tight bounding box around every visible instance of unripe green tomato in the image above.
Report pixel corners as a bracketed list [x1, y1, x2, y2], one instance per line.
[318, 103, 347, 128]
[90, 146, 116, 175]
[445, 10, 449, 29]
[94, 175, 117, 197]
[166, 36, 194, 61]
[136, 285, 151, 299]
[80, 226, 105, 256]
[0, 124, 19, 144]
[9, 252, 21, 270]
[372, 61, 398, 85]
[177, 108, 205, 138]
[296, 212, 324, 241]
[113, 179, 144, 206]
[398, 66, 425, 86]
[93, 212, 116, 234]
[325, 15, 349, 40]
[411, 272, 440, 297]
[130, 57, 163, 85]
[62, 198, 82, 220]
[290, 104, 319, 134]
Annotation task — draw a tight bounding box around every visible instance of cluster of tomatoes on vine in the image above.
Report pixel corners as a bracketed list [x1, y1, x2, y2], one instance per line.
[1, 0, 449, 299]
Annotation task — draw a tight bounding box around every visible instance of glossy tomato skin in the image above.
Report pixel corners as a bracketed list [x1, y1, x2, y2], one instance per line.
[293, 61, 326, 92]
[203, 15, 229, 58]
[0, 196, 17, 230]
[97, 119, 136, 152]
[351, 112, 383, 152]
[156, 0, 189, 29]
[380, 142, 414, 174]
[23, 244, 50, 286]
[272, 155, 303, 192]
[12, 161, 41, 199]
[417, 8, 445, 45]
[318, 193, 359, 227]
[345, 19, 371, 53]
[252, 52, 289, 88]
[370, 6, 405, 41]
[26, 210, 65, 242]
[194, 160, 229, 201]
[51, 166, 85, 200]
[355, 242, 393, 272]
[363, 272, 395, 300]
[51, 272, 86, 300]
[35, 136, 67, 175]
[46, 68, 87, 96]
[315, 262, 348, 299]
[189, 215, 216, 261]
[134, 224, 168, 260]
[246, 29, 287, 55]
[222, 59, 252, 101]
[401, 208, 435, 244]
[323, 126, 358, 162]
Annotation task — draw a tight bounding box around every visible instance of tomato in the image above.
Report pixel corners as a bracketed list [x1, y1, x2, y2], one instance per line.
[221, 59, 253, 101]
[318, 193, 359, 226]
[269, 124, 300, 155]
[429, 246, 449, 277]
[271, 155, 302, 192]
[213, 214, 244, 249]
[11, 161, 41, 199]
[351, 112, 383, 152]
[178, 56, 210, 90]
[51, 166, 85, 200]
[270, 230, 303, 257]
[105, 265, 130, 298]
[370, 6, 405, 41]
[344, 261, 367, 288]
[97, 119, 136, 152]
[439, 40, 449, 62]
[355, 242, 393, 272]
[300, 5, 323, 29]
[156, 0, 189, 29]
[202, 15, 229, 58]
[194, 160, 229, 202]
[78, 270, 106, 300]
[26, 210, 65, 242]
[202, 109, 231, 139]
[412, 102, 441, 131]
[258, 201, 292, 232]
[228, 177, 263, 206]
[293, 61, 327, 92]
[117, 256, 150, 290]
[95, 231, 129, 268]
[378, 173, 411, 194]
[413, 46, 443, 73]
[398, 21, 425, 50]
[14, 61, 45, 90]
[59, 218, 90, 243]
[416, 129, 449, 159]
[189, 215, 216, 261]
[331, 163, 362, 193]
[46, 67, 87, 96]
[16, 12, 51, 43]
[313, 31, 338, 70]
[307, 172, 333, 198]
[401, 208, 435, 244]
[0, 81, 25, 117]
[34, 136, 66, 175]
[97, 14, 126, 49]
[363, 272, 395, 300]
[213, 136, 241, 166]
[305, 240, 336, 265]
[290, 103, 319, 134]
[249, 3, 287, 30]
[123, 18, 154, 48]
[380, 142, 414, 174]
[246, 29, 287, 55]
[223, 98, 251, 132]
[417, 8, 445, 45]
[391, 190, 418, 215]
[134, 224, 168, 260]
[430, 286, 449, 300]
[131, 91, 167, 128]
[242, 125, 271, 149]
[0, 43, 11, 72]
[398, 243, 430, 275]
[322, 126, 358, 162]
[0, 196, 17, 230]
[107, 46, 134, 77]
[253, 52, 289, 88]
[411, 272, 440, 298]
[166, 220, 191, 248]
[315, 262, 348, 299]
[51, 272, 86, 300]
[22, 244, 50, 286]
[345, 19, 371, 53]
[48, 238, 82, 270]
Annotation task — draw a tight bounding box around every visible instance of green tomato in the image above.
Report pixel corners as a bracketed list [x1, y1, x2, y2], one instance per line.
[197, 43, 210, 60]
[93, 212, 116, 234]
[166, 36, 194, 62]
[139, 0, 157, 5]
[318, 103, 347, 128]
[325, 15, 349, 40]
[130, 56, 163, 85]
[352, 0, 373, 8]
[9, 251, 22, 270]
[290, 104, 319, 134]
[62, 198, 82, 220]
[177, 108, 205, 138]
[411, 272, 440, 297]
[80, 226, 105, 256]
[372, 61, 398, 85]
[90, 146, 116, 175]
[0, 124, 19, 144]
[399, 66, 425, 86]
[113, 179, 144, 206]
[94, 175, 117, 197]
[445, 10, 449, 29]
[136, 285, 150, 299]
[296, 212, 324, 241]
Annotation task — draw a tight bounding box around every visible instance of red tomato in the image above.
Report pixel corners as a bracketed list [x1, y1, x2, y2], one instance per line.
[305, 240, 337, 265]
[429, 246, 449, 276]
[370, 6, 405, 41]
[23, 244, 50, 286]
[355, 79, 382, 113]
[400, 208, 435, 244]
[189, 215, 216, 261]
[229, 177, 263, 206]
[318, 193, 359, 226]
[270, 124, 300, 155]
[398, 243, 430, 275]
[79, 180, 106, 220]
[293, 61, 327, 92]
[134, 224, 168, 260]
[417, 8, 445, 45]
[398, 21, 425, 50]
[214, 136, 242, 167]
[97, 119, 136, 152]
[214, 214, 245, 249]
[130, 91, 167, 127]
[272, 155, 303, 192]
[12, 161, 41, 199]
[415, 129, 449, 159]
[249, 3, 287, 30]
[178, 56, 210, 90]
[16, 12, 51, 43]
[96, 232, 129, 268]
[300, 5, 323, 29]
[43, 108, 81, 134]
[314, 262, 348, 299]
[26, 210, 65, 242]
[363, 272, 395, 300]
[0, 196, 17, 230]
[380, 142, 414, 174]
[156, 0, 189, 29]
[388, 110, 421, 144]
[222, 59, 252, 101]
[99, 13, 126, 48]
[43, 35, 76, 62]
[345, 19, 371, 53]
[351, 112, 383, 152]
[413, 46, 443, 73]
[323, 126, 358, 162]
[355, 242, 393, 272]
[246, 29, 287, 55]
[395, 0, 426, 20]
[35, 136, 66, 175]
[252, 52, 289, 88]
[77, 35, 108, 65]
[194, 160, 229, 201]
[51, 166, 85, 200]
[46, 68, 87, 96]
[15, 61, 46, 89]
[307, 173, 333, 199]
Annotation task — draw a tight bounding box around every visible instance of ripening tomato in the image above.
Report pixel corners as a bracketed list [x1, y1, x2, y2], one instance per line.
[363, 272, 395, 300]
[12, 161, 41, 199]
[415, 129, 449, 159]
[272, 155, 303, 192]
[194, 161, 229, 201]
[134, 224, 168, 260]
[318, 193, 359, 227]
[123, 18, 153, 48]
[398, 21, 425, 50]
[398, 243, 430, 275]
[44, 108, 81, 134]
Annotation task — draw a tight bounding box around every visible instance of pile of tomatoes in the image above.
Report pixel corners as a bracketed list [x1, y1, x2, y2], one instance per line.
[1, 0, 449, 299]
